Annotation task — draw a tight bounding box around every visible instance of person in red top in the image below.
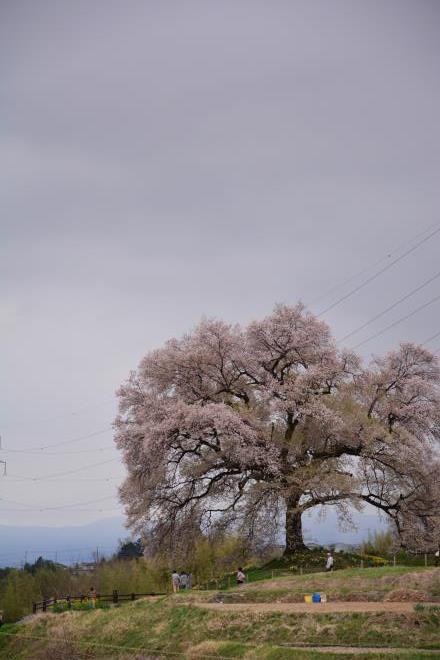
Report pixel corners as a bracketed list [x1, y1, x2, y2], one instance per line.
[88, 586, 97, 607]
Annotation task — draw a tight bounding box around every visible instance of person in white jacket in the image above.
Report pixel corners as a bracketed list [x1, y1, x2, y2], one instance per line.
[325, 552, 334, 572]
[171, 570, 180, 593]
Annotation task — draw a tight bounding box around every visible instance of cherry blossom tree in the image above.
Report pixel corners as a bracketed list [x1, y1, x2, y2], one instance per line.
[115, 304, 440, 556]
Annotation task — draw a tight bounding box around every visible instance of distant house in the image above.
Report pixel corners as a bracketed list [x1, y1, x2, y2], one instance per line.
[71, 561, 96, 575]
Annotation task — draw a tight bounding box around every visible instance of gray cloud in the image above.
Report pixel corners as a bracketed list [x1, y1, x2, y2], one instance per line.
[1, 0, 439, 527]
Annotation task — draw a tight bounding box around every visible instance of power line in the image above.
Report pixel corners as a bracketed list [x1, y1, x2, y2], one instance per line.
[4, 475, 120, 483]
[318, 225, 440, 317]
[0, 545, 117, 559]
[3, 457, 119, 481]
[422, 329, 440, 346]
[0, 496, 37, 509]
[311, 221, 440, 307]
[351, 292, 440, 349]
[0, 399, 115, 429]
[5, 427, 113, 451]
[29, 548, 114, 557]
[0, 494, 117, 511]
[0, 632, 232, 660]
[1, 445, 115, 455]
[337, 270, 440, 344]
[0, 509, 121, 513]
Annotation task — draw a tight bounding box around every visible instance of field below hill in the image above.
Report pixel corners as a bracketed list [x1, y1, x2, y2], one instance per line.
[1, 566, 440, 659]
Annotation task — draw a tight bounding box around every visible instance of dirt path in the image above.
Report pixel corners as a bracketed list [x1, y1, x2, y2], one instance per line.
[277, 646, 439, 655]
[195, 601, 437, 614]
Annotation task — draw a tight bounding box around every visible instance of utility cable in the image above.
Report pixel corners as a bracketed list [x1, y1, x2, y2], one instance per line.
[351, 292, 440, 349]
[311, 220, 440, 307]
[0, 494, 117, 511]
[4, 475, 120, 483]
[8, 427, 113, 451]
[422, 329, 440, 346]
[0, 399, 115, 429]
[0, 631, 232, 660]
[0, 545, 116, 556]
[2, 457, 119, 481]
[337, 270, 440, 344]
[1, 445, 115, 455]
[318, 225, 440, 317]
[0, 508, 121, 513]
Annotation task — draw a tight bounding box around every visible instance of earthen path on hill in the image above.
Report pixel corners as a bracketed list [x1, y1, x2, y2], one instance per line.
[195, 600, 437, 614]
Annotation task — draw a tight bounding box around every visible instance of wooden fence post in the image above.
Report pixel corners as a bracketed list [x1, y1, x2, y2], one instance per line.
[131, 592, 136, 601]
[42, 601, 47, 612]
[425, 553, 428, 567]
[32, 603, 37, 614]
[67, 596, 71, 610]
[113, 589, 119, 604]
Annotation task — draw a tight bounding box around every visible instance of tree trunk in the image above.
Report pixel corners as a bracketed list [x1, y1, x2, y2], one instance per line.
[284, 494, 307, 556]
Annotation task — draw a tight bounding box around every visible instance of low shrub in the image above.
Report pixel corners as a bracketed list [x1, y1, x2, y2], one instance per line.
[50, 599, 112, 613]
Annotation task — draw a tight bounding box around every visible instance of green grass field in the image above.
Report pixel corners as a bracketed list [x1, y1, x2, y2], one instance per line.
[1, 566, 440, 659]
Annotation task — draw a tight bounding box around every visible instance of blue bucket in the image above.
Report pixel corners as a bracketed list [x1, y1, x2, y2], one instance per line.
[312, 592, 321, 603]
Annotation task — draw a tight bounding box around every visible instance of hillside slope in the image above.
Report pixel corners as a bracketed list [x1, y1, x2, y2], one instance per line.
[1, 567, 440, 659]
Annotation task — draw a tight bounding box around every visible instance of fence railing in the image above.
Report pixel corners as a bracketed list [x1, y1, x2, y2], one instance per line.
[32, 589, 165, 613]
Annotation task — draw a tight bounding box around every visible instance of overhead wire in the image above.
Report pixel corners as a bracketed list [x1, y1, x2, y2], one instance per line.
[0, 631, 233, 659]
[317, 224, 440, 317]
[0, 508, 121, 513]
[4, 427, 113, 451]
[0, 494, 117, 511]
[0, 399, 115, 429]
[0, 429, 122, 513]
[351, 292, 440, 349]
[1, 445, 115, 455]
[337, 269, 440, 344]
[2, 457, 119, 481]
[0, 545, 116, 557]
[4, 475, 120, 483]
[311, 220, 440, 307]
[421, 329, 440, 346]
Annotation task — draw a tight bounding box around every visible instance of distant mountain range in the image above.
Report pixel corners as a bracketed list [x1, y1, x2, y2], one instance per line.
[0, 517, 127, 567]
[304, 507, 387, 547]
[0, 508, 386, 568]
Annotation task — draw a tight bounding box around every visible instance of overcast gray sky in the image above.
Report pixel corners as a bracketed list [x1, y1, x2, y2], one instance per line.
[1, 0, 440, 528]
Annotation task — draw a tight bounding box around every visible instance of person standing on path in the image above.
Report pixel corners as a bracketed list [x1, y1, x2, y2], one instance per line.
[325, 552, 334, 572]
[236, 567, 246, 585]
[172, 570, 180, 593]
[88, 586, 97, 607]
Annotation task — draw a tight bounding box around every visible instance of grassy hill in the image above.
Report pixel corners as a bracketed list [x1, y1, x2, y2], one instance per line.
[186, 565, 440, 604]
[1, 565, 440, 658]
